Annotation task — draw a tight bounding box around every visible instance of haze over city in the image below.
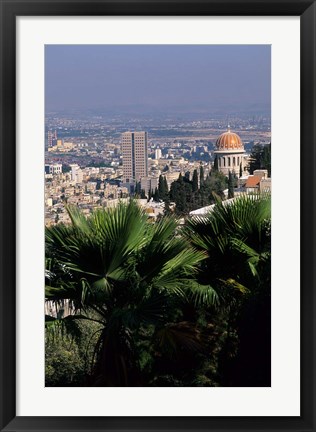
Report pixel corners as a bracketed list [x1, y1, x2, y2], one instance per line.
[45, 44, 271, 115]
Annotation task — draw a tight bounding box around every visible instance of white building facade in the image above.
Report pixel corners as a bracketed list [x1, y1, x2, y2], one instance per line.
[214, 128, 248, 177]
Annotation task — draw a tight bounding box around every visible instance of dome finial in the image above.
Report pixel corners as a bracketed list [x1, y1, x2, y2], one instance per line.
[228, 124, 231, 133]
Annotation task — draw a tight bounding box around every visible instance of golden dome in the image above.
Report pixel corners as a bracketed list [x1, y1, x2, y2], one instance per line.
[215, 129, 244, 151]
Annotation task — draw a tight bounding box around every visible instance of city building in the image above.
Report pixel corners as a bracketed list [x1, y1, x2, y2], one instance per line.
[122, 131, 148, 183]
[70, 164, 83, 184]
[214, 127, 248, 176]
[245, 169, 271, 194]
[45, 163, 62, 175]
[140, 176, 159, 196]
[244, 175, 261, 193]
[47, 130, 57, 148]
[155, 148, 162, 160]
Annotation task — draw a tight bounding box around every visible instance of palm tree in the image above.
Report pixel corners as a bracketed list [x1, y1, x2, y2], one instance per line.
[184, 194, 271, 386]
[185, 194, 271, 290]
[45, 201, 210, 386]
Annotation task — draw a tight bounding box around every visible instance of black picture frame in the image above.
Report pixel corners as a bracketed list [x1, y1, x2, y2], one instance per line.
[1, 1, 315, 431]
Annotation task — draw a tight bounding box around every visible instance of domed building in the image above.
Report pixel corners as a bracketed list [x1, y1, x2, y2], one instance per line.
[214, 128, 248, 176]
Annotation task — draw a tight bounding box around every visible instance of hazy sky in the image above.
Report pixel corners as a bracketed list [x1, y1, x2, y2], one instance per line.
[45, 45, 271, 114]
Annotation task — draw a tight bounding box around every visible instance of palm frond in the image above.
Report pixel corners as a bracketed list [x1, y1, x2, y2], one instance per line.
[185, 281, 220, 308]
[154, 322, 204, 356]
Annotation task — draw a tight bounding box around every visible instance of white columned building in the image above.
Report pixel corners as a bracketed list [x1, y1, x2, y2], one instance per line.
[214, 128, 248, 177]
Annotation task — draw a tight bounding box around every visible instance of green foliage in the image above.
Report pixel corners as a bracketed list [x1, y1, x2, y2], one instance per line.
[135, 181, 141, 196]
[169, 173, 188, 215]
[45, 336, 85, 386]
[248, 144, 271, 176]
[192, 169, 199, 193]
[169, 170, 227, 216]
[46, 202, 213, 386]
[199, 171, 227, 205]
[199, 165, 204, 187]
[153, 187, 159, 202]
[45, 318, 101, 386]
[45, 197, 271, 387]
[158, 174, 169, 202]
[228, 171, 234, 199]
[185, 194, 271, 386]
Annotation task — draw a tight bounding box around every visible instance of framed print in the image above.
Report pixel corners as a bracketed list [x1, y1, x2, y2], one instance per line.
[0, 0, 315, 431]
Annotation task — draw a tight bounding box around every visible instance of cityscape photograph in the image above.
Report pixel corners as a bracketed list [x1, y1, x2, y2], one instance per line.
[45, 45, 271, 387]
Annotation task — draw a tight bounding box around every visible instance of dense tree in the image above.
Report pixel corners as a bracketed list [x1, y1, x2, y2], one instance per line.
[262, 145, 271, 176]
[46, 195, 271, 387]
[135, 181, 141, 196]
[185, 194, 271, 386]
[199, 164, 204, 187]
[205, 171, 227, 201]
[153, 187, 159, 202]
[184, 171, 191, 181]
[192, 169, 199, 193]
[158, 174, 169, 201]
[169, 169, 227, 216]
[45, 202, 211, 386]
[45, 318, 100, 386]
[248, 144, 271, 176]
[163, 177, 169, 196]
[169, 174, 187, 215]
[163, 199, 172, 216]
[163, 177, 171, 211]
[228, 171, 234, 199]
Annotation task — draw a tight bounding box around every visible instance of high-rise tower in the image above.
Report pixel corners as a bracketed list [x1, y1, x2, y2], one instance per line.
[47, 130, 57, 148]
[122, 131, 148, 183]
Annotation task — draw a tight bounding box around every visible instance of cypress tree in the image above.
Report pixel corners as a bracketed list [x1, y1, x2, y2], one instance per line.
[169, 174, 189, 215]
[199, 164, 204, 187]
[164, 200, 171, 216]
[158, 174, 169, 201]
[153, 187, 159, 202]
[262, 144, 271, 177]
[213, 156, 219, 171]
[239, 162, 243, 178]
[163, 176, 169, 195]
[249, 144, 271, 174]
[228, 171, 234, 199]
[135, 181, 141, 196]
[192, 169, 199, 192]
[158, 175, 164, 199]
